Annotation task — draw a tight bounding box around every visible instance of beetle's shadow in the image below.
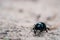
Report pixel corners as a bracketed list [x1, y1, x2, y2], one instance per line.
[33, 31, 46, 37]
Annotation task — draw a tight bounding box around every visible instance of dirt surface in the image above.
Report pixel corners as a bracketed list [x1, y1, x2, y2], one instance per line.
[0, 0, 60, 40]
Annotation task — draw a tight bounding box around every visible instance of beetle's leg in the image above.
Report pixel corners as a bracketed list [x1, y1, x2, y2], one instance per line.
[45, 28, 48, 32]
[34, 30, 37, 35]
[45, 27, 50, 32]
[46, 29, 48, 32]
[46, 27, 50, 30]
[33, 27, 37, 35]
[33, 28, 34, 30]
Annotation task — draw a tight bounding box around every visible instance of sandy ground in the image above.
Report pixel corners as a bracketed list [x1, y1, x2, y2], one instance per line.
[0, 0, 60, 40]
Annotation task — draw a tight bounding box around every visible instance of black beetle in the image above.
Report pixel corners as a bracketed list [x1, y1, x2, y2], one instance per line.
[33, 22, 50, 35]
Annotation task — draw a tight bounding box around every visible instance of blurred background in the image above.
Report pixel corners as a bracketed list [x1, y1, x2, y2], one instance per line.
[0, 0, 60, 40]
